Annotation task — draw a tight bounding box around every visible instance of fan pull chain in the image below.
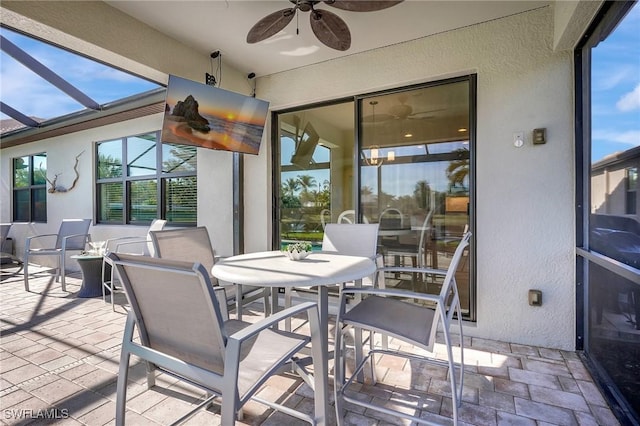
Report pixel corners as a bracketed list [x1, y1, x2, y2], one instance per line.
[296, 11, 299, 35]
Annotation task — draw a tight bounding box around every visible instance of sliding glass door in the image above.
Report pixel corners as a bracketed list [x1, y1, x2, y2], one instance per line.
[273, 76, 475, 319]
[359, 78, 473, 317]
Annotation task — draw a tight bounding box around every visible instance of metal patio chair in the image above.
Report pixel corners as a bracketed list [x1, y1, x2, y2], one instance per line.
[149, 226, 269, 320]
[283, 223, 382, 330]
[23, 218, 92, 292]
[101, 219, 167, 311]
[110, 253, 327, 426]
[334, 232, 471, 425]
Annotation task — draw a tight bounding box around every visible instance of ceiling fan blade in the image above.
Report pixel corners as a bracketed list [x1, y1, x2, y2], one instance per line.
[363, 113, 394, 123]
[324, 0, 404, 12]
[246, 8, 295, 43]
[310, 9, 351, 51]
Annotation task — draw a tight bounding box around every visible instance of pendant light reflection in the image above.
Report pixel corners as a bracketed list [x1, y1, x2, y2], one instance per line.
[364, 100, 395, 167]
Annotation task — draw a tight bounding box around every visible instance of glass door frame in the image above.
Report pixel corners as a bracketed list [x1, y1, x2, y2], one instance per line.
[575, 1, 640, 423]
[271, 75, 477, 321]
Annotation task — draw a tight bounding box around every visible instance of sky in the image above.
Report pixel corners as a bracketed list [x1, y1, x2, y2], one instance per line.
[0, 27, 160, 124]
[1, 5, 638, 160]
[590, 4, 640, 162]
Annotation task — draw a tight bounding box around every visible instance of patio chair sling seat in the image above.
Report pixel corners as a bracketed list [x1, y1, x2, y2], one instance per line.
[149, 227, 269, 319]
[23, 219, 92, 292]
[342, 295, 437, 346]
[110, 253, 327, 425]
[334, 232, 471, 426]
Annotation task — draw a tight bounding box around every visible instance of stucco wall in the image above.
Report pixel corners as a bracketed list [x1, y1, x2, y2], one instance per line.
[253, 6, 576, 350]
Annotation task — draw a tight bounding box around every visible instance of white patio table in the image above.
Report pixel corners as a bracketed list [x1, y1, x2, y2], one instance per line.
[211, 250, 376, 422]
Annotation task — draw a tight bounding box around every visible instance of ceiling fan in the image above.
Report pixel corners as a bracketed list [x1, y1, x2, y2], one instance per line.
[364, 96, 444, 123]
[246, 0, 404, 51]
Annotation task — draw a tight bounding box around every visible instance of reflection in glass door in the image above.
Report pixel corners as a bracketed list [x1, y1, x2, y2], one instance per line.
[276, 102, 355, 250]
[577, 2, 640, 422]
[359, 78, 474, 317]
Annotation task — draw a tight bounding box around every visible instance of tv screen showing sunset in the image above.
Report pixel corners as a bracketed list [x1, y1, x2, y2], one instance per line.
[161, 75, 269, 155]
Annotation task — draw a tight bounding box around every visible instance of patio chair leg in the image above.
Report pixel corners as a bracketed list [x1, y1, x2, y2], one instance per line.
[236, 284, 243, 321]
[262, 289, 270, 317]
[23, 261, 30, 292]
[116, 315, 134, 426]
[334, 325, 346, 425]
[60, 256, 66, 292]
[284, 288, 292, 331]
[146, 362, 156, 389]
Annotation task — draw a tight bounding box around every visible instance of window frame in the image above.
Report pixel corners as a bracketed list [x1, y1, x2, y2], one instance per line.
[626, 167, 637, 214]
[95, 131, 197, 226]
[12, 152, 47, 223]
[271, 75, 477, 321]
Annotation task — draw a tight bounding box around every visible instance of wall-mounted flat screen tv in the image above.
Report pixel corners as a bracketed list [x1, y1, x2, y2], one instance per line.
[291, 122, 319, 170]
[161, 75, 269, 155]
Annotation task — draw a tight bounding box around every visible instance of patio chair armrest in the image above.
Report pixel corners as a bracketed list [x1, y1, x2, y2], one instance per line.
[25, 233, 57, 249]
[61, 233, 91, 248]
[113, 238, 150, 253]
[228, 301, 318, 344]
[340, 287, 442, 305]
[105, 236, 145, 249]
[376, 265, 448, 276]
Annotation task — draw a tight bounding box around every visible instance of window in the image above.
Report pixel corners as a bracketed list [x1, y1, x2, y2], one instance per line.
[96, 132, 197, 225]
[626, 167, 637, 214]
[12, 153, 47, 222]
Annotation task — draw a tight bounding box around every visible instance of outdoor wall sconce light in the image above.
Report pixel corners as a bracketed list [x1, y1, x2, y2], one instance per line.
[528, 289, 543, 306]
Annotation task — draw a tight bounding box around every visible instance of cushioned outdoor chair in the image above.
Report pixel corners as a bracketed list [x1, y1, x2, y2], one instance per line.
[109, 253, 327, 426]
[23, 219, 92, 292]
[101, 219, 167, 311]
[149, 226, 269, 320]
[334, 232, 471, 425]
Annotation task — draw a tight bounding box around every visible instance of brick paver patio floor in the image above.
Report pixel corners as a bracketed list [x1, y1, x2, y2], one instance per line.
[1, 263, 620, 425]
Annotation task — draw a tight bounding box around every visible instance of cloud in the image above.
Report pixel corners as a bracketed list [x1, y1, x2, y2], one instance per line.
[0, 53, 82, 119]
[593, 129, 640, 146]
[616, 83, 640, 112]
[594, 65, 634, 91]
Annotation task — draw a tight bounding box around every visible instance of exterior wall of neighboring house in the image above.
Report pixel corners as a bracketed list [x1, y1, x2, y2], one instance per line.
[0, 2, 600, 350]
[591, 147, 640, 216]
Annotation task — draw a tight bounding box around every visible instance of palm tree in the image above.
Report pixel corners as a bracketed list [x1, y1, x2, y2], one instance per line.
[413, 180, 430, 209]
[297, 174, 317, 205]
[297, 174, 317, 192]
[282, 178, 301, 197]
[446, 149, 469, 190]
